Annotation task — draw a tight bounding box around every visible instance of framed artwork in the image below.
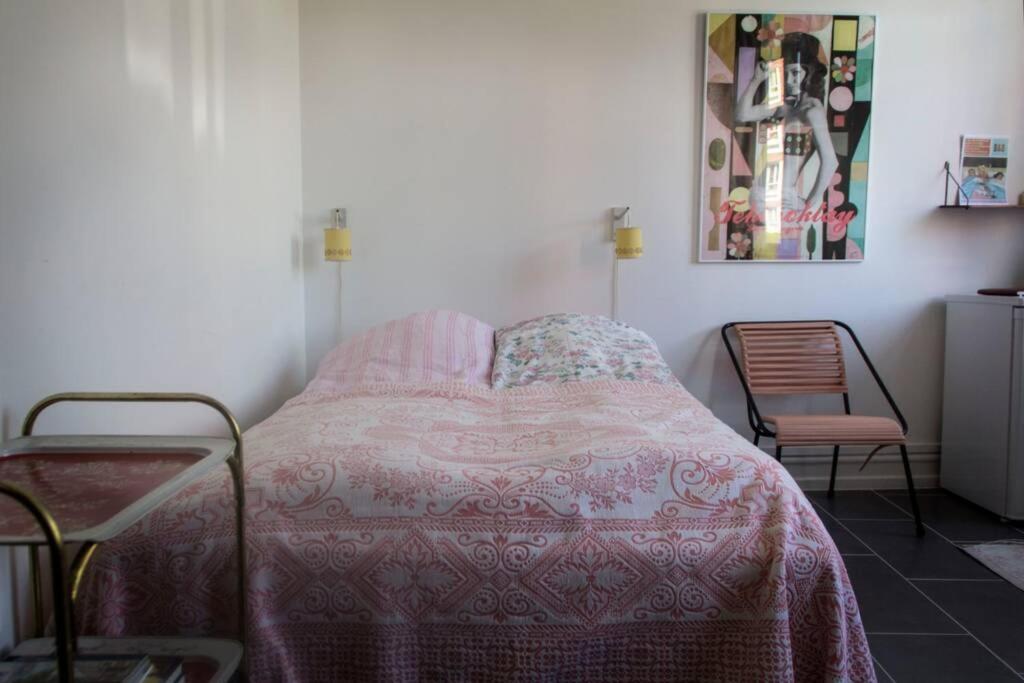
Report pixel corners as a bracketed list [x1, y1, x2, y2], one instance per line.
[698, 13, 876, 262]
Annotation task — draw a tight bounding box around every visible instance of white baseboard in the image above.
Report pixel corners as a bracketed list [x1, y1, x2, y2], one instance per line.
[758, 442, 940, 491]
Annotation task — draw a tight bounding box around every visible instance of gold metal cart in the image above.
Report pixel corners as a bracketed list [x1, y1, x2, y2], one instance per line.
[0, 393, 247, 682]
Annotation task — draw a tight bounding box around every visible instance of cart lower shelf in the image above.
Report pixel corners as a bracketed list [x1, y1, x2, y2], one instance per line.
[6, 636, 242, 683]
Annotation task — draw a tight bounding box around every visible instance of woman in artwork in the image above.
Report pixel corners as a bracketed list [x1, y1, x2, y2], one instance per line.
[735, 31, 839, 258]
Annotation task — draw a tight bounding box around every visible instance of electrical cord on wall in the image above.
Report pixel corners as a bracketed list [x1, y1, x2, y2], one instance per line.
[612, 256, 619, 321]
[337, 260, 344, 343]
[611, 206, 631, 321]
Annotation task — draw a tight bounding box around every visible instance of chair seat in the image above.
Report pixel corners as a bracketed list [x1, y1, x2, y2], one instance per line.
[764, 414, 905, 447]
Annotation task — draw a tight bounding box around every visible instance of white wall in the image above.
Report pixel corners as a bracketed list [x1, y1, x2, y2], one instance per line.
[299, 0, 1024, 464]
[0, 0, 304, 647]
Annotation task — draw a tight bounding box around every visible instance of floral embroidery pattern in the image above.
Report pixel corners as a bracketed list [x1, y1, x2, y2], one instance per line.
[832, 55, 856, 83]
[560, 449, 670, 512]
[491, 314, 678, 388]
[345, 455, 449, 509]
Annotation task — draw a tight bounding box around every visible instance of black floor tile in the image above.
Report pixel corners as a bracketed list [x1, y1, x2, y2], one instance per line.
[807, 491, 909, 520]
[869, 634, 1019, 683]
[879, 490, 1024, 542]
[915, 579, 1024, 672]
[817, 510, 872, 555]
[842, 556, 963, 634]
[842, 520, 1000, 580]
[872, 658, 892, 683]
[875, 488, 947, 497]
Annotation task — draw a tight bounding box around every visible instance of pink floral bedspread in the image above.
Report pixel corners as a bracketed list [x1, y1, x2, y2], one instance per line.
[79, 381, 874, 682]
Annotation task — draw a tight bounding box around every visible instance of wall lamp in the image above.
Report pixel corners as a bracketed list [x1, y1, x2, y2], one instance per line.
[324, 208, 352, 262]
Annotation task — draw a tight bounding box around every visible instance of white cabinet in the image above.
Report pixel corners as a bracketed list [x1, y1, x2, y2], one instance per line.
[941, 294, 1024, 520]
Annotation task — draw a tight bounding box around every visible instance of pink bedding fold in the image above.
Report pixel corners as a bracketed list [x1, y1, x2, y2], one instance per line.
[79, 380, 874, 682]
[310, 310, 496, 390]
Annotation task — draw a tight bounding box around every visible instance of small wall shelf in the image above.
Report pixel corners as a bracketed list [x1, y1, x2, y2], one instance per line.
[938, 204, 1024, 210]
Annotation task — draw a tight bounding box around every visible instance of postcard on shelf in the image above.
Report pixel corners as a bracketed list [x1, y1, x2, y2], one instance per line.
[959, 135, 1009, 205]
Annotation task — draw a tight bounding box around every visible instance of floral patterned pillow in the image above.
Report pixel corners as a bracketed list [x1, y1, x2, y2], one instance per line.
[491, 313, 677, 388]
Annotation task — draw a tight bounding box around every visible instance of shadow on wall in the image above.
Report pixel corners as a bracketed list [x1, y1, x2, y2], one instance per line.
[254, 359, 311, 420]
[678, 326, 796, 439]
[302, 209, 333, 267]
[671, 327, 722, 396]
[703, 327, 743, 419]
[664, 325, 770, 438]
[849, 298, 946, 440]
[576, 209, 615, 280]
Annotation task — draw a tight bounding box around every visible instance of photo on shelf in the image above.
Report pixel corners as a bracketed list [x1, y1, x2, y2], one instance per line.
[959, 134, 1010, 205]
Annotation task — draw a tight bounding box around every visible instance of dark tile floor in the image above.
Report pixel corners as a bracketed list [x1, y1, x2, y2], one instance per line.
[808, 488, 1024, 683]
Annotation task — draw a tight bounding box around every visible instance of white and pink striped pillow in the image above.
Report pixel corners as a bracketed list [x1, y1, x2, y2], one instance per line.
[307, 310, 496, 392]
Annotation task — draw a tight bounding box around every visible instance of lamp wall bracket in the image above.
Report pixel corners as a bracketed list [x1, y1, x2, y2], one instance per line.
[610, 206, 630, 240]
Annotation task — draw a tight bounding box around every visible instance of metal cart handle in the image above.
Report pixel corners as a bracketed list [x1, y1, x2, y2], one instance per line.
[22, 392, 241, 447]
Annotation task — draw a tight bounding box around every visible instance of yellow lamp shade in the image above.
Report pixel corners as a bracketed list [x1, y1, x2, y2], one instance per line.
[615, 227, 643, 259]
[324, 227, 352, 261]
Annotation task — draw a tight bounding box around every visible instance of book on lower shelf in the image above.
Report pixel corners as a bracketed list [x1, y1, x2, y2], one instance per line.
[0, 655, 175, 683]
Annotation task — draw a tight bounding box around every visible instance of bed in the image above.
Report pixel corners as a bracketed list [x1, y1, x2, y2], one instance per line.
[78, 311, 874, 682]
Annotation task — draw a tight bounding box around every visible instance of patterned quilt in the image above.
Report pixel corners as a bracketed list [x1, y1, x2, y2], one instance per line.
[78, 381, 874, 682]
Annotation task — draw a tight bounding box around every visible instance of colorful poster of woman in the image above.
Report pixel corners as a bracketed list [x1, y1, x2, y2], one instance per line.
[699, 14, 875, 261]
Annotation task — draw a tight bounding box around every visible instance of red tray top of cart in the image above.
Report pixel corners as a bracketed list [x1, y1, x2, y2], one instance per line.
[0, 452, 203, 538]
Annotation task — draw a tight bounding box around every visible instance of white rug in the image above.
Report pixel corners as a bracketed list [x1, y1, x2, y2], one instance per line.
[961, 540, 1024, 590]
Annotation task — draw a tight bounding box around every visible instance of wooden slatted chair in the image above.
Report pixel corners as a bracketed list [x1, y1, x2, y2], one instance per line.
[721, 320, 924, 536]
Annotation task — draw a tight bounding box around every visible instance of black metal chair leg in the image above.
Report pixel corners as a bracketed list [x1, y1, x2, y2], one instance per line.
[753, 433, 761, 447]
[827, 445, 840, 498]
[775, 446, 782, 462]
[899, 445, 924, 536]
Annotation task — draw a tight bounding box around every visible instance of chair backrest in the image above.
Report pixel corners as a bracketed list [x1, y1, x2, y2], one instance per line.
[733, 321, 848, 396]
